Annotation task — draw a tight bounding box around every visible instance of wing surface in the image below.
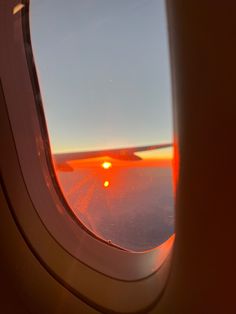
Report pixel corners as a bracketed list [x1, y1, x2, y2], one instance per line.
[53, 143, 172, 171]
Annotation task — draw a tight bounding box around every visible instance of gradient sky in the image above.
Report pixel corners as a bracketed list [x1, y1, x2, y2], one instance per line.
[30, 0, 173, 156]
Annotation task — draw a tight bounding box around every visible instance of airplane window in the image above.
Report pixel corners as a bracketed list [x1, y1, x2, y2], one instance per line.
[30, 0, 174, 251]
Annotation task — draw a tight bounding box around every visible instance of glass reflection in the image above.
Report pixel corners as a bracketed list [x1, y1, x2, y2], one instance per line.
[55, 155, 174, 251]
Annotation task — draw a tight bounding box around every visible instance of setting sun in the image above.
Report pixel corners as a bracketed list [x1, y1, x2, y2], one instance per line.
[102, 161, 112, 169]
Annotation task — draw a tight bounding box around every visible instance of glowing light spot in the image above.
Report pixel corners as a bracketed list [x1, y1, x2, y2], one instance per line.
[13, 4, 24, 15]
[102, 161, 112, 169]
[104, 181, 109, 188]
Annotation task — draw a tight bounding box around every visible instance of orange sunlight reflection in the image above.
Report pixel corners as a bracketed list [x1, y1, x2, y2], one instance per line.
[53, 153, 174, 251]
[102, 161, 112, 169]
[103, 180, 110, 188]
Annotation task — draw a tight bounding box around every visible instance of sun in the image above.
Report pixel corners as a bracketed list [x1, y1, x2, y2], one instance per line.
[101, 161, 112, 169]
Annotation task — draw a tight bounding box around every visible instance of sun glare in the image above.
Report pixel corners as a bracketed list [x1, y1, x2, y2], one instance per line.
[102, 161, 112, 169]
[104, 180, 110, 188]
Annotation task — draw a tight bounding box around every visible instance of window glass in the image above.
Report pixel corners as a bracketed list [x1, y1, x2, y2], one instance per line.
[30, 0, 174, 251]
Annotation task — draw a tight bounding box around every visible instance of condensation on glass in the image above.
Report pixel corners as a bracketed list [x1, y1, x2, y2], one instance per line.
[30, 0, 174, 251]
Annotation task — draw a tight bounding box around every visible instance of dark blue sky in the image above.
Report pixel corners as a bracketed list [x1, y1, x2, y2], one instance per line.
[31, 0, 173, 156]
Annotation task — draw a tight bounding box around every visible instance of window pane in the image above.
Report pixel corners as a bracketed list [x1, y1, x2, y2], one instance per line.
[30, 0, 174, 251]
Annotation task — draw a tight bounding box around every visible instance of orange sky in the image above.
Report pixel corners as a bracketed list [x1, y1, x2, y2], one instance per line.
[63, 156, 172, 171]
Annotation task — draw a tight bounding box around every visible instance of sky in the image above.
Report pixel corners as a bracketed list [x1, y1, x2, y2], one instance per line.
[30, 0, 173, 156]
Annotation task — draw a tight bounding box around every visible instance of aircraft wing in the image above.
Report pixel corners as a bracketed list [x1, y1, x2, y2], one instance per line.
[53, 143, 172, 171]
